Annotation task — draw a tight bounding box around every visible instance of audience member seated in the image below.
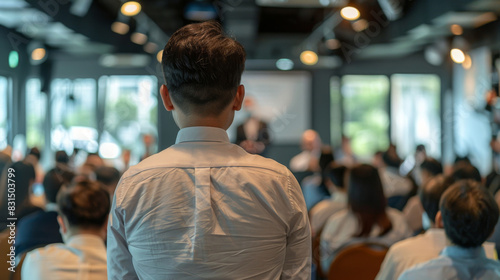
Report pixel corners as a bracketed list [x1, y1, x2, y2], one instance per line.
[403, 158, 443, 232]
[309, 164, 348, 236]
[24, 147, 44, 184]
[320, 164, 411, 274]
[377, 176, 497, 280]
[15, 166, 75, 257]
[401, 144, 427, 185]
[21, 180, 109, 280]
[302, 147, 335, 210]
[451, 161, 482, 183]
[399, 180, 500, 280]
[55, 150, 70, 167]
[377, 147, 413, 199]
[0, 162, 42, 231]
[334, 136, 356, 167]
[290, 129, 322, 172]
[95, 166, 121, 198]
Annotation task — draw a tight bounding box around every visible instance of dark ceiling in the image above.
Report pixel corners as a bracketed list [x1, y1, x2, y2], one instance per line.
[7, 0, 500, 64]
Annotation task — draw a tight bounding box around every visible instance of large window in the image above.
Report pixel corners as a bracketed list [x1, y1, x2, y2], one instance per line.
[51, 78, 98, 154]
[0, 76, 8, 150]
[341, 75, 390, 158]
[26, 79, 47, 149]
[102, 75, 158, 163]
[391, 74, 441, 158]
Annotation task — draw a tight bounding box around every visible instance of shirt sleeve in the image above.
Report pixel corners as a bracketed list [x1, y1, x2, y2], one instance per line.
[21, 252, 38, 280]
[375, 247, 397, 280]
[281, 172, 312, 279]
[107, 184, 138, 280]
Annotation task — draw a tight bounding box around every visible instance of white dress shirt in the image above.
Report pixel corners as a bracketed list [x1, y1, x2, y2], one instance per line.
[320, 208, 412, 274]
[376, 228, 497, 280]
[398, 246, 500, 280]
[21, 234, 107, 280]
[309, 192, 347, 235]
[379, 168, 413, 198]
[402, 196, 424, 232]
[107, 126, 311, 280]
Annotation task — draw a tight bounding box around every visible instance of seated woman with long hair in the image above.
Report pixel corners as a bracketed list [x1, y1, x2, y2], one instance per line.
[320, 164, 411, 273]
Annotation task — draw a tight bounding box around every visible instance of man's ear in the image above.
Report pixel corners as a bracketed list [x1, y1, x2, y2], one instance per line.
[160, 84, 175, 111]
[435, 211, 444, 229]
[57, 215, 67, 234]
[232, 85, 245, 111]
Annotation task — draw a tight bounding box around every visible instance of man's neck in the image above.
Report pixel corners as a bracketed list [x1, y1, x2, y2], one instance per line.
[64, 228, 105, 243]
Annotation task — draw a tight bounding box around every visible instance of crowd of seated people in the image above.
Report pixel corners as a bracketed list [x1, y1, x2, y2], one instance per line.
[289, 129, 500, 279]
[0, 147, 121, 279]
[2, 133, 500, 280]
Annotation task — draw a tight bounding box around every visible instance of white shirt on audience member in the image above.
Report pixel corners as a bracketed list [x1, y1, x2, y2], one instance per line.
[309, 192, 347, 235]
[398, 246, 500, 280]
[320, 207, 412, 274]
[402, 196, 424, 232]
[376, 228, 497, 280]
[21, 234, 107, 280]
[379, 167, 413, 198]
[107, 126, 311, 280]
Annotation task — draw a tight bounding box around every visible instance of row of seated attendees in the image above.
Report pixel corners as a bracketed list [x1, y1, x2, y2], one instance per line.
[298, 136, 500, 279]
[2, 138, 500, 279]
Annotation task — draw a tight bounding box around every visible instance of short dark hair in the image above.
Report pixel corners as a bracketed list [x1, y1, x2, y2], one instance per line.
[43, 167, 75, 203]
[420, 158, 443, 176]
[161, 21, 246, 115]
[440, 180, 499, 248]
[55, 150, 69, 164]
[57, 180, 110, 229]
[327, 165, 347, 190]
[452, 163, 481, 182]
[419, 175, 452, 223]
[95, 166, 121, 186]
[28, 147, 41, 160]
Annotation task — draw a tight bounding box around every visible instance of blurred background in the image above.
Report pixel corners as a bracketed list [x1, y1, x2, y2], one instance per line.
[0, 0, 499, 175]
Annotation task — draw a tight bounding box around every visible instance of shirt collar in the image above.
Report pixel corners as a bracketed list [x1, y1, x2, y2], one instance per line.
[175, 126, 230, 144]
[67, 234, 106, 248]
[441, 245, 487, 259]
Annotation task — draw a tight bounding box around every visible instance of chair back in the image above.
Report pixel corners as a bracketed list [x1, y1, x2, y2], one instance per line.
[328, 242, 389, 280]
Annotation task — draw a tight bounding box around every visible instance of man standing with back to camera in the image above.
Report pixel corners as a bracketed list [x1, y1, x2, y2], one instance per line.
[107, 21, 311, 279]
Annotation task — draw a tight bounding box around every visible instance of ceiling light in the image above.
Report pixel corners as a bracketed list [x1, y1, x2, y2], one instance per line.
[131, 32, 148, 45]
[450, 24, 463, 36]
[326, 39, 341, 50]
[450, 48, 465, 64]
[121, 1, 141, 16]
[340, 6, 360, 21]
[9, 51, 18, 69]
[462, 54, 472, 69]
[111, 22, 129, 35]
[32, 48, 46, 61]
[300, 50, 318, 65]
[157, 50, 163, 63]
[352, 19, 369, 32]
[276, 58, 294, 70]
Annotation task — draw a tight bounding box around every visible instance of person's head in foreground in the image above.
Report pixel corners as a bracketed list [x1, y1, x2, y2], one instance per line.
[436, 180, 499, 248]
[419, 175, 451, 229]
[57, 180, 110, 242]
[348, 164, 392, 237]
[160, 20, 246, 129]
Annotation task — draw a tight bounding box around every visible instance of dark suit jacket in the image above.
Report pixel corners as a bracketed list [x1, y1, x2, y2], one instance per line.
[15, 210, 63, 255]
